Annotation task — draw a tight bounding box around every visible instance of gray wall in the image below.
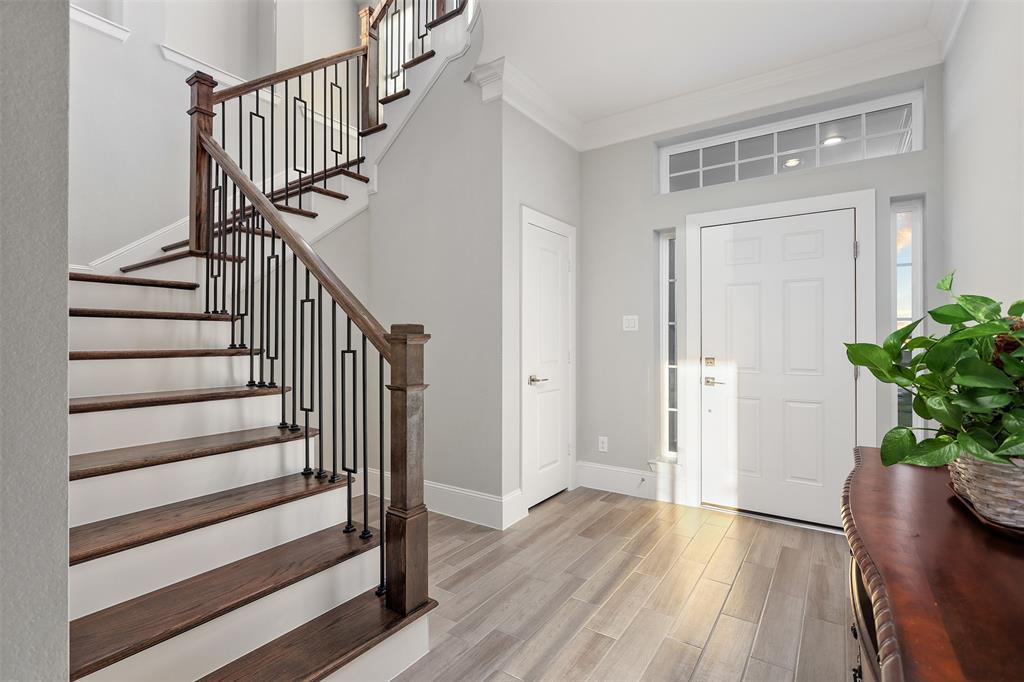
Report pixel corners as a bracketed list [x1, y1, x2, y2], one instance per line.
[943, 0, 1024, 305]
[500, 103, 581, 495]
[0, 1, 70, 678]
[578, 66, 946, 473]
[367, 39, 505, 495]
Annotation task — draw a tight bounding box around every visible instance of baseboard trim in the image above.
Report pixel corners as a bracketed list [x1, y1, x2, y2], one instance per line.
[362, 469, 523, 530]
[575, 459, 692, 505]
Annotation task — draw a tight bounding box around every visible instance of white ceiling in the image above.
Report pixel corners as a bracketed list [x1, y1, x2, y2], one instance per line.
[477, 0, 967, 149]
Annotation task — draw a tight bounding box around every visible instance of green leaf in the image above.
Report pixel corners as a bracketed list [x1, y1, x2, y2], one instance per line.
[936, 271, 955, 292]
[880, 427, 917, 466]
[954, 295, 1002, 322]
[924, 341, 966, 374]
[905, 336, 936, 351]
[925, 395, 963, 429]
[904, 437, 960, 467]
[912, 394, 932, 420]
[997, 432, 1024, 457]
[957, 431, 1008, 463]
[943, 320, 1011, 343]
[952, 358, 1016, 389]
[883, 319, 922, 359]
[1000, 353, 1024, 378]
[915, 372, 948, 392]
[1008, 300, 1024, 317]
[845, 343, 892, 373]
[952, 389, 1014, 412]
[929, 303, 973, 325]
[967, 427, 1000, 451]
[1001, 409, 1024, 435]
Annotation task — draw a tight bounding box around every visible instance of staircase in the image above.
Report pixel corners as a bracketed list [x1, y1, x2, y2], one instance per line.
[68, 2, 472, 679]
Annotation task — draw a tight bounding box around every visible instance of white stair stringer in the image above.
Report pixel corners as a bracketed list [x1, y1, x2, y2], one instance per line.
[79, 546, 379, 681]
[70, 485, 351, 619]
[70, 438, 310, 526]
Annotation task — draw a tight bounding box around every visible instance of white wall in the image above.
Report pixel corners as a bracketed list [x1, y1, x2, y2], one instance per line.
[276, 0, 361, 70]
[366, 37, 505, 496]
[0, 2, 70, 678]
[500, 103, 581, 496]
[578, 67, 946, 474]
[943, 0, 1024, 304]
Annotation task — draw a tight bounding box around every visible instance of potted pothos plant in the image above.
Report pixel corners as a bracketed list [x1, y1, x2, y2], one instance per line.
[845, 272, 1024, 530]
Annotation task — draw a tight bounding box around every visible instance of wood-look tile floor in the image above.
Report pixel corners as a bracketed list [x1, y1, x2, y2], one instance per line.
[380, 487, 855, 682]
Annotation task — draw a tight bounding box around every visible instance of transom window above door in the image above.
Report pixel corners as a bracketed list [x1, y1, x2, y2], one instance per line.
[659, 91, 923, 194]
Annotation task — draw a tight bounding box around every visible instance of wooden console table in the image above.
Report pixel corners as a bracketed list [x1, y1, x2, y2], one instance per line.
[842, 447, 1024, 681]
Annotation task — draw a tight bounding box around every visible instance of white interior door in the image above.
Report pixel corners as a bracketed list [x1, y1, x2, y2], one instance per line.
[522, 217, 572, 508]
[700, 209, 856, 526]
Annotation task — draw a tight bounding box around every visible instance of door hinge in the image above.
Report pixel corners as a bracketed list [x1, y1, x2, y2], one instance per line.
[853, 241, 860, 259]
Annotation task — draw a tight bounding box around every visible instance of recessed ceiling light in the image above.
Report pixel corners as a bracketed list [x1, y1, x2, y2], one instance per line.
[822, 135, 845, 146]
[783, 158, 801, 168]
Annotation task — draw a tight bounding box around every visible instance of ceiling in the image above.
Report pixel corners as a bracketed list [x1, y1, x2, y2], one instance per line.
[477, 0, 966, 147]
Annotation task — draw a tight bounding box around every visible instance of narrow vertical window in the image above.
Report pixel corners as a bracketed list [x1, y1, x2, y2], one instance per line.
[661, 233, 679, 458]
[892, 198, 923, 428]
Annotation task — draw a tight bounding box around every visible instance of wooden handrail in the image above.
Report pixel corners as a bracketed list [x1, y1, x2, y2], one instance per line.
[212, 45, 368, 105]
[368, 0, 396, 30]
[197, 130, 390, 359]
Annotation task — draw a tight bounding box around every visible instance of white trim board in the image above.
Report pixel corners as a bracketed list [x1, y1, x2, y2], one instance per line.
[362, 469, 526, 531]
[70, 4, 130, 42]
[682, 189, 878, 509]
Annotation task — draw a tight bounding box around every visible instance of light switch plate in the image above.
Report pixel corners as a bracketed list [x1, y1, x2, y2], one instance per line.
[622, 315, 639, 332]
[598, 436, 608, 452]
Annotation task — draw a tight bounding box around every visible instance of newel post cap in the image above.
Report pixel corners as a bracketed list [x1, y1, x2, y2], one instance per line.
[386, 323, 430, 345]
[186, 71, 218, 89]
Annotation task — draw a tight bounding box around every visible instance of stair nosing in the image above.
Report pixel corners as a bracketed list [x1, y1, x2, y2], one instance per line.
[69, 272, 199, 290]
[69, 472, 347, 565]
[69, 522, 377, 680]
[70, 348, 259, 360]
[69, 385, 286, 414]
[70, 425, 316, 480]
[120, 249, 243, 274]
[402, 49, 436, 70]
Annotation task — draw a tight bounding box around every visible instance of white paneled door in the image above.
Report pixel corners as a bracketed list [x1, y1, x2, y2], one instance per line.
[522, 215, 572, 508]
[700, 209, 856, 526]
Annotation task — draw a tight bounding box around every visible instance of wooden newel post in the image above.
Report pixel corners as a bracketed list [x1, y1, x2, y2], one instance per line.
[359, 6, 379, 130]
[187, 71, 217, 253]
[385, 323, 430, 615]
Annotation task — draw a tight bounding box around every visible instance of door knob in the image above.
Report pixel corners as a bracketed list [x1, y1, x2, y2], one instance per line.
[528, 375, 549, 385]
[704, 377, 726, 386]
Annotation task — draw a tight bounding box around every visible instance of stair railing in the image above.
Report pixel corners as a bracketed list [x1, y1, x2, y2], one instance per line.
[183, 23, 441, 613]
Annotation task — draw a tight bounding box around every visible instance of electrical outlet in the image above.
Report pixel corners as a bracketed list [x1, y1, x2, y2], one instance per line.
[598, 436, 608, 452]
[622, 315, 639, 332]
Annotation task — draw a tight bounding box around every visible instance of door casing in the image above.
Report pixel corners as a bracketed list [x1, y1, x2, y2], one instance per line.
[520, 205, 577, 508]
[681, 190, 878, 509]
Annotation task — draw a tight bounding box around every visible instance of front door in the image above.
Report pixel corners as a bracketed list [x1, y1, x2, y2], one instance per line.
[700, 209, 856, 526]
[522, 215, 572, 508]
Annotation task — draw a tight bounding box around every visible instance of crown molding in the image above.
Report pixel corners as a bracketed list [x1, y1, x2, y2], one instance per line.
[70, 4, 130, 42]
[927, 0, 970, 58]
[580, 28, 943, 151]
[468, 57, 584, 150]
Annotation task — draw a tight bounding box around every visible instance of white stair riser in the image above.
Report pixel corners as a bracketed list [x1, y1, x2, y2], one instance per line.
[70, 439, 311, 525]
[79, 548, 379, 681]
[70, 394, 284, 455]
[70, 317, 235, 350]
[123, 255, 205, 282]
[323, 616, 429, 682]
[70, 280, 200, 312]
[70, 487, 355, 618]
[70, 355, 255, 396]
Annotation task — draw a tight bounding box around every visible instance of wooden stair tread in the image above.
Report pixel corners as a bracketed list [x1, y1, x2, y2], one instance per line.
[70, 425, 313, 480]
[69, 385, 285, 414]
[358, 123, 388, 137]
[308, 186, 349, 201]
[161, 225, 274, 253]
[379, 88, 411, 105]
[70, 348, 258, 360]
[274, 203, 318, 219]
[200, 590, 437, 682]
[121, 249, 244, 274]
[69, 272, 199, 290]
[425, 1, 467, 29]
[69, 307, 236, 322]
[69, 522, 377, 680]
[70, 473, 346, 565]
[402, 50, 435, 70]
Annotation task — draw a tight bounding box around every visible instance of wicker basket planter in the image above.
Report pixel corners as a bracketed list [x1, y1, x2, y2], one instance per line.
[949, 456, 1024, 530]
